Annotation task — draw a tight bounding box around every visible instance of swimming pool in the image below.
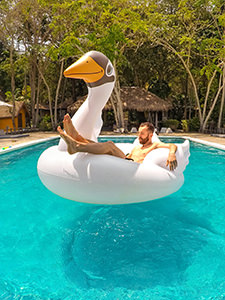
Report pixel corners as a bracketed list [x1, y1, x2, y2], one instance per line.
[0, 137, 225, 299]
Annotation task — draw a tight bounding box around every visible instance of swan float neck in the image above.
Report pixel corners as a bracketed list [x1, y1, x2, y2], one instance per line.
[58, 51, 115, 151]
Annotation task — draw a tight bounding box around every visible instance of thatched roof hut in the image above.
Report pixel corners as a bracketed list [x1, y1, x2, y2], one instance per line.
[0, 101, 30, 131]
[0, 101, 29, 118]
[67, 86, 172, 114]
[121, 87, 172, 111]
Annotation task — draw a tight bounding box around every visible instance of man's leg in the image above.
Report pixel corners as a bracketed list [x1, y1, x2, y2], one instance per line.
[57, 126, 126, 158]
[63, 114, 94, 144]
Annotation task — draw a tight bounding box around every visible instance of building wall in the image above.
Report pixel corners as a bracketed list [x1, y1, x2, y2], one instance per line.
[0, 107, 27, 131]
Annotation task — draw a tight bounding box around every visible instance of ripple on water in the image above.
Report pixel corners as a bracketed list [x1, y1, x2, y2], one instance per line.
[62, 203, 208, 290]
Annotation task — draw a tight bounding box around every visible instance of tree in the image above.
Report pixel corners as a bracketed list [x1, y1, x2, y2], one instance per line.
[67, 0, 150, 129]
[215, 2, 225, 129]
[145, 0, 225, 131]
[0, 0, 224, 133]
[45, 0, 84, 128]
[0, 0, 21, 130]
[17, 0, 52, 127]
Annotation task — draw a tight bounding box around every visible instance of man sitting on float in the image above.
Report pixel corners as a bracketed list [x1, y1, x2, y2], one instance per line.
[57, 114, 178, 171]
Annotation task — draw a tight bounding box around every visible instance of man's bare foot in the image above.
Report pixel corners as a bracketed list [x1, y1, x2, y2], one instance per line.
[63, 114, 79, 140]
[57, 126, 79, 155]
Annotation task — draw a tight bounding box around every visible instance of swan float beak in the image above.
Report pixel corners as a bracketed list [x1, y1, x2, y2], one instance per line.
[63, 51, 115, 87]
[64, 54, 104, 83]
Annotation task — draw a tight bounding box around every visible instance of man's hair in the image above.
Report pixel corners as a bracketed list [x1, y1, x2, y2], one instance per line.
[139, 122, 155, 133]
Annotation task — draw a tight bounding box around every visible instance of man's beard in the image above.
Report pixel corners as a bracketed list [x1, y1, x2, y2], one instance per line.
[139, 136, 149, 145]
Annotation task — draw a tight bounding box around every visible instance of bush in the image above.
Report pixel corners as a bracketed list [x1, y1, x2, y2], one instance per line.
[162, 119, 180, 131]
[188, 117, 200, 132]
[39, 115, 52, 131]
[181, 120, 189, 132]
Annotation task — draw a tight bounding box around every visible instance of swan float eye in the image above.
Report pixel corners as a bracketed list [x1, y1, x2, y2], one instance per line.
[106, 63, 113, 76]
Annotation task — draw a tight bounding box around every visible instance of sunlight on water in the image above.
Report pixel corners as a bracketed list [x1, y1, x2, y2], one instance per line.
[0, 137, 225, 299]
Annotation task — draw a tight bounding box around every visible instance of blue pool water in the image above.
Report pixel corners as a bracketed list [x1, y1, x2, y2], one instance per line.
[0, 137, 225, 299]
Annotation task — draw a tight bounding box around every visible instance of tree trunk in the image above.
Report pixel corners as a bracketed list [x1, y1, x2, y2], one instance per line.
[37, 64, 54, 129]
[112, 60, 124, 129]
[9, 41, 16, 131]
[54, 59, 64, 128]
[24, 70, 27, 100]
[184, 74, 188, 119]
[156, 39, 225, 132]
[29, 54, 37, 127]
[110, 93, 119, 128]
[157, 39, 203, 123]
[61, 76, 67, 104]
[71, 79, 77, 101]
[218, 63, 225, 129]
[114, 80, 124, 128]
[202, 73, 224, 131]
[111, 84, 124, 129]
[34, 73, 41, 127]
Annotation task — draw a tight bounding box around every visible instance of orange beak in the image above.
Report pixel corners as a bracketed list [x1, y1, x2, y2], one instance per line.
[64, 55, 104, 83]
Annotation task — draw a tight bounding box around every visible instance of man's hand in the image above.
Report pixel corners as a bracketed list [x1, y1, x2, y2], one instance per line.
[154, 142, 178, 170]
[166, 153, 178, 171]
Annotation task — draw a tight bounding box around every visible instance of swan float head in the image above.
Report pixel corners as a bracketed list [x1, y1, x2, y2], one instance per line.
[64, 51, 115, 87]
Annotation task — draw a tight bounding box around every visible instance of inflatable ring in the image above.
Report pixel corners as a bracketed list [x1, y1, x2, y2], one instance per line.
[37, 51, 190, 204]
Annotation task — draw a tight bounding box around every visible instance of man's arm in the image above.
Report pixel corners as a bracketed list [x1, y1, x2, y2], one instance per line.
[155, 142, 178, 171]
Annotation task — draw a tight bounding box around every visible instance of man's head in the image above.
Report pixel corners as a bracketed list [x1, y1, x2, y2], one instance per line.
[138, 122, 155, 145]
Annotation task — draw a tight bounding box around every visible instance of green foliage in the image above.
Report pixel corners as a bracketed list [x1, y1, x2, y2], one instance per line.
[162, 119, 180, 131]
[22, 85, 31, 100]
[148, 78, 171, 99]
[188, 117, 200, 132]
[39, 115, 52, 131]
[5, 88, 23, 102]
[0, 0, 225, 130]
[5, 91, 13, 103]
[181, 119, 188, 132]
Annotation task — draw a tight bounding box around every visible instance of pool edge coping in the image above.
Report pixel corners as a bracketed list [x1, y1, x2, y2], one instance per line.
[0, 136, 58, 155]
[182, 136, 225, 151]
[0, 135, 225, 155]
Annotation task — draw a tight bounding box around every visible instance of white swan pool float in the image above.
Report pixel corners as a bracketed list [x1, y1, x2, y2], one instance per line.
[37, 51, 190, 205]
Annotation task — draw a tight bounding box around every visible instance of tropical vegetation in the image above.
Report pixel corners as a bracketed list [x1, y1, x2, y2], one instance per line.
[0, 0, 224, 132]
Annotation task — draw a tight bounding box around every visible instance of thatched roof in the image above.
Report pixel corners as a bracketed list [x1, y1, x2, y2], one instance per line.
[34, 104, 49, 110]
[0, 101, 12, 107]
[0, 101, 29, 118]
[68, 86, 172, 114]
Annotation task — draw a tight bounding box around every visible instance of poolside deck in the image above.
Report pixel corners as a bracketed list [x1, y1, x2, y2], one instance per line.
[1, 131, 225, 149]
[0, 131, 58, 148]
[159, 132, 225, 147]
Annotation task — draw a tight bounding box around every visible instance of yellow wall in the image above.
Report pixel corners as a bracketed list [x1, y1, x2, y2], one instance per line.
[0, 107, 27, 131]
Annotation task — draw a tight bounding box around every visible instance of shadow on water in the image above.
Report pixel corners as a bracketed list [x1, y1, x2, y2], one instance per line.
[61, 196, 213, 291]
